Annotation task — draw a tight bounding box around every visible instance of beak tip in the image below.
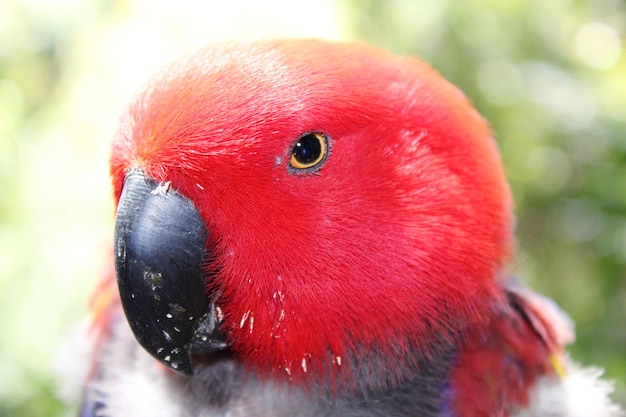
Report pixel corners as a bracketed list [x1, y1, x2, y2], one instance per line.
[159, 351, 194, 375]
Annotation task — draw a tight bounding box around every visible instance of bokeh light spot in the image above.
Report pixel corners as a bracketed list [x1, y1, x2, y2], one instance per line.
[575, 22, 622, 70]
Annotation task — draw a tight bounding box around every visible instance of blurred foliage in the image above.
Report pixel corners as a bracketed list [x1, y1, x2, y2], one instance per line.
[0, 0, 624, 416]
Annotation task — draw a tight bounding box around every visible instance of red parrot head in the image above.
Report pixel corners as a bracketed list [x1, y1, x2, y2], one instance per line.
[110, 39, 513, 390]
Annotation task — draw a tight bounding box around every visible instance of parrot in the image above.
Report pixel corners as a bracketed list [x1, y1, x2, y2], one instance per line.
[71, 39, 623, 417]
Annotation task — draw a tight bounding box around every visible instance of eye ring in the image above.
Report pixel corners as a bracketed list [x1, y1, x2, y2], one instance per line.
[289, 132, 330, 172]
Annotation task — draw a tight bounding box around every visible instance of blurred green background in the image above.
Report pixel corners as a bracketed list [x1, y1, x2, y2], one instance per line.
[0, 0, 624, 415]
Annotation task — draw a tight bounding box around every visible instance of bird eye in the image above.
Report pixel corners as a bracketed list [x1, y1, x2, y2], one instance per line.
[289, 132, 329, 172]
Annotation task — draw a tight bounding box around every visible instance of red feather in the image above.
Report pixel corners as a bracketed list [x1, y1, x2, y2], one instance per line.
[109, 39, 513, 390]
[448, 289, 561, 416]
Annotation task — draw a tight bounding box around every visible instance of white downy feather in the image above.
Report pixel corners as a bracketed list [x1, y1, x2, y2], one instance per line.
[515, 363, 623, 417]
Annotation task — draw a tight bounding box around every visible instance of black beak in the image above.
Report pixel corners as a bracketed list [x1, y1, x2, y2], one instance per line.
[114, 169, 227, 375]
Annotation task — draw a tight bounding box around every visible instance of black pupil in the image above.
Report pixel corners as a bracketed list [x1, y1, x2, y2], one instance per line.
[293, 134, 322, 164]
